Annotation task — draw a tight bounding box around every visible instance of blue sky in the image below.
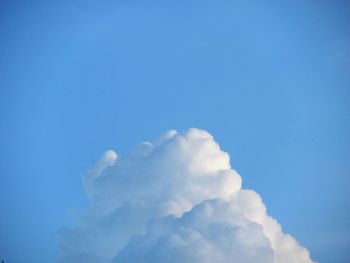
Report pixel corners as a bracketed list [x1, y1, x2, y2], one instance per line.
[0, 0, 349, 262]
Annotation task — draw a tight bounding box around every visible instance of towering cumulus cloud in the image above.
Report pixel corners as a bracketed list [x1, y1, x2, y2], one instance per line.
[59, 128, 314, 263]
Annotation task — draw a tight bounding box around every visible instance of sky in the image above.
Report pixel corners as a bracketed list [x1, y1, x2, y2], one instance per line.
[0, 0, 349, 262]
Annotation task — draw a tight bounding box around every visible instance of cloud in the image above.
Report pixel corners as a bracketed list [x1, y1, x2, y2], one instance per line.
[58, 128, 314, 263]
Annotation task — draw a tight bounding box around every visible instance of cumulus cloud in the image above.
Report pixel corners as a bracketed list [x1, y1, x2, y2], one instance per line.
[58, 128, 314, 263]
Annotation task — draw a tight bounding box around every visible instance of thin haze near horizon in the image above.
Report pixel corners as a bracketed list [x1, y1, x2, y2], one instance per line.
[0, 0, 349, 262]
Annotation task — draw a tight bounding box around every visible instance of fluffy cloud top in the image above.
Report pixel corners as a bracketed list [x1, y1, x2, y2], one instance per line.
[59, 128, 314, 263]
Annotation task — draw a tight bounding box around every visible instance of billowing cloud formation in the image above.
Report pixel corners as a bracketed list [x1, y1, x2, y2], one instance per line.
[59, 128, 314, 263]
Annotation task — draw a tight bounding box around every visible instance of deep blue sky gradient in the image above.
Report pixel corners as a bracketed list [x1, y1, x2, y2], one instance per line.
[1, 1, 349, 262]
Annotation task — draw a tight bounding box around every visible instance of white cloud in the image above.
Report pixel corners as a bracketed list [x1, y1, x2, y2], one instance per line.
[58, 128, 314, 263]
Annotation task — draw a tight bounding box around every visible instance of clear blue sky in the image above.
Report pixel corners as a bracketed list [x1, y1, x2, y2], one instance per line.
[0, 0, 349, 262]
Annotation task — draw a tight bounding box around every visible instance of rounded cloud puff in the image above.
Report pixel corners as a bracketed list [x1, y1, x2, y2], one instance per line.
[113, 198, 274, 263]
[59, 128, 314, 263]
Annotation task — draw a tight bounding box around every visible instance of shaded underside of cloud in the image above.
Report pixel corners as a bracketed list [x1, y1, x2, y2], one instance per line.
[59, 128, 314, 263]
